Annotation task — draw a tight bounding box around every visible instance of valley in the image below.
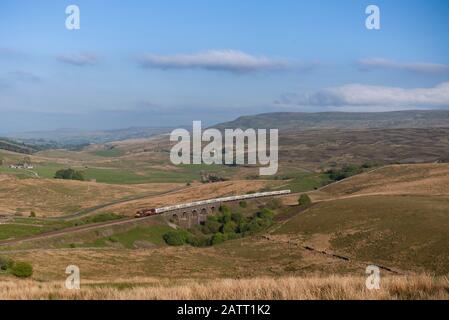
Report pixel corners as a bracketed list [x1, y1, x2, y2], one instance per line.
[1, 111, 449, 299]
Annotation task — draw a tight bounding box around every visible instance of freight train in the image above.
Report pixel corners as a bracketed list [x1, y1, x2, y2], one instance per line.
[135, 190, 291, 218]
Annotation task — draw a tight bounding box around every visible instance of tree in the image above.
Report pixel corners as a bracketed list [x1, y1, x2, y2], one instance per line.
[203, 218, 221, 234]
[242, 219, 263, 235]
[221, 221, 237, 234]
[54, 168, 85, 181]
[163, 231, 186, 246]
[219, 205, 231, 214]
[219, 211, 232, 224]
[298, 194, 312, 207]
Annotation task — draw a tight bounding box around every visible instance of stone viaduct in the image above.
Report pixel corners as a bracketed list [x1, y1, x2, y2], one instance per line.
[162, 202, 223, 228]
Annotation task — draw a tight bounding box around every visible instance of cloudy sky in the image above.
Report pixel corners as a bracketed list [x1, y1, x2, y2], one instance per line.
[1, 0, 449, 132]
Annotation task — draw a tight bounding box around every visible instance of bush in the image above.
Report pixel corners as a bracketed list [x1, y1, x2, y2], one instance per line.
[219, 205, 231, 214]
[163, 231, 186, 246]
[239, 201, 247, 208]
[176, 202, 283, 247]
[29, 211, 36, 218]
[185, 233, 209, 247]
[361, 162, 375, 169]
[258, 208, 275, 220]
[221, 221, 237, 234]
[211, 233, 225, 245]
[203, 217, 221, 234]
[231, 212, 244, 223]
[108, 236, 118, 243]
[298, 194, 312, 207]
[266, 198, 282, 210]
[326, 165, 362, 181]
[225, 232, 240, 240]
[10, 261, 33, 278]
[242, 219, 263, 235]
[0, 256, 13, 271]
[219, 212, 232, 224]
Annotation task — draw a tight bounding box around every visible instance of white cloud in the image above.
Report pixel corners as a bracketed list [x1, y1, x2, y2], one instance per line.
[139, 50, 294, 72]
[276, 83, 449, 110]
[358, 58, 449, 74]
[56, 53, 98, 66]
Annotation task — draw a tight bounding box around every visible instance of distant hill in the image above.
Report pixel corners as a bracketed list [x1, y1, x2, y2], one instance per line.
[213, 110, 449, 130]
[0, 138, 39, 154]
[5, 127, 175, 146]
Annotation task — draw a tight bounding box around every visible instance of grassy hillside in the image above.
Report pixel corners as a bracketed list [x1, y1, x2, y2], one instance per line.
[277, 164, 449, 275]
[274, 195, 449, 274]
[0, 175, 181, 216]
[312, 163, 449, 200]
[276, 128, 449, 170]
[214, 110, 449, 130]
[5, 165, 449, 277]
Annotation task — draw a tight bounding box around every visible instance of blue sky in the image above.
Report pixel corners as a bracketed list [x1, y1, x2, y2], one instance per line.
[1, 0, 449, 132]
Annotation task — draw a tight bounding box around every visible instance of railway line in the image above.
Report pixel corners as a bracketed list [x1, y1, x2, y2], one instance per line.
[0, 190, 291, 247]
[135, 190, 291, 217]
[0, 168, 382, 248]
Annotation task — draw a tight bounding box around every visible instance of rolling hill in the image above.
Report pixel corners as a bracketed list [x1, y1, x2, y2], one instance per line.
[213, 110, 449, 130]
[4, 127, 174, 146]
[1, 163, 449, 300]
[278, 164, 449, 274]
[0, 174, 181, 217]
[0, 138, 38, 154]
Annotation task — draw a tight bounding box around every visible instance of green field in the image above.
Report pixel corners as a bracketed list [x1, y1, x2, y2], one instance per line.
[252, 167, 331, 192]
[91, 148, 124, 157]
[79, 225, 174, 249]
[0, 213, 124, 241]
[82, 164, 235, 184]
[0, 163, 64, 179]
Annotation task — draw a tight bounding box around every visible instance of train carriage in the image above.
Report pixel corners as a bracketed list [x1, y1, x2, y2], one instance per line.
[135, 190, 291, 218]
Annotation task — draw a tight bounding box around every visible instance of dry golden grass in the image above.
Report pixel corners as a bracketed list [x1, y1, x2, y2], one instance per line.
[0, 275, 447, 300]
[304, 163, 449, 203]
[107, 180, 272, 216]
[0, 174, 181, 216]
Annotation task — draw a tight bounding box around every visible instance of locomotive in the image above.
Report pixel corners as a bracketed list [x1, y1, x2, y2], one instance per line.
[135, 208, 157, 218]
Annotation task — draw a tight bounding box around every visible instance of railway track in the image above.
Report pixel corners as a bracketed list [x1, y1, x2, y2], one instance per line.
[0, 217, 138, 247]
[0, 191, 291, 247]
[0, 168, 381, 248]
[47, 185, 189, 221]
